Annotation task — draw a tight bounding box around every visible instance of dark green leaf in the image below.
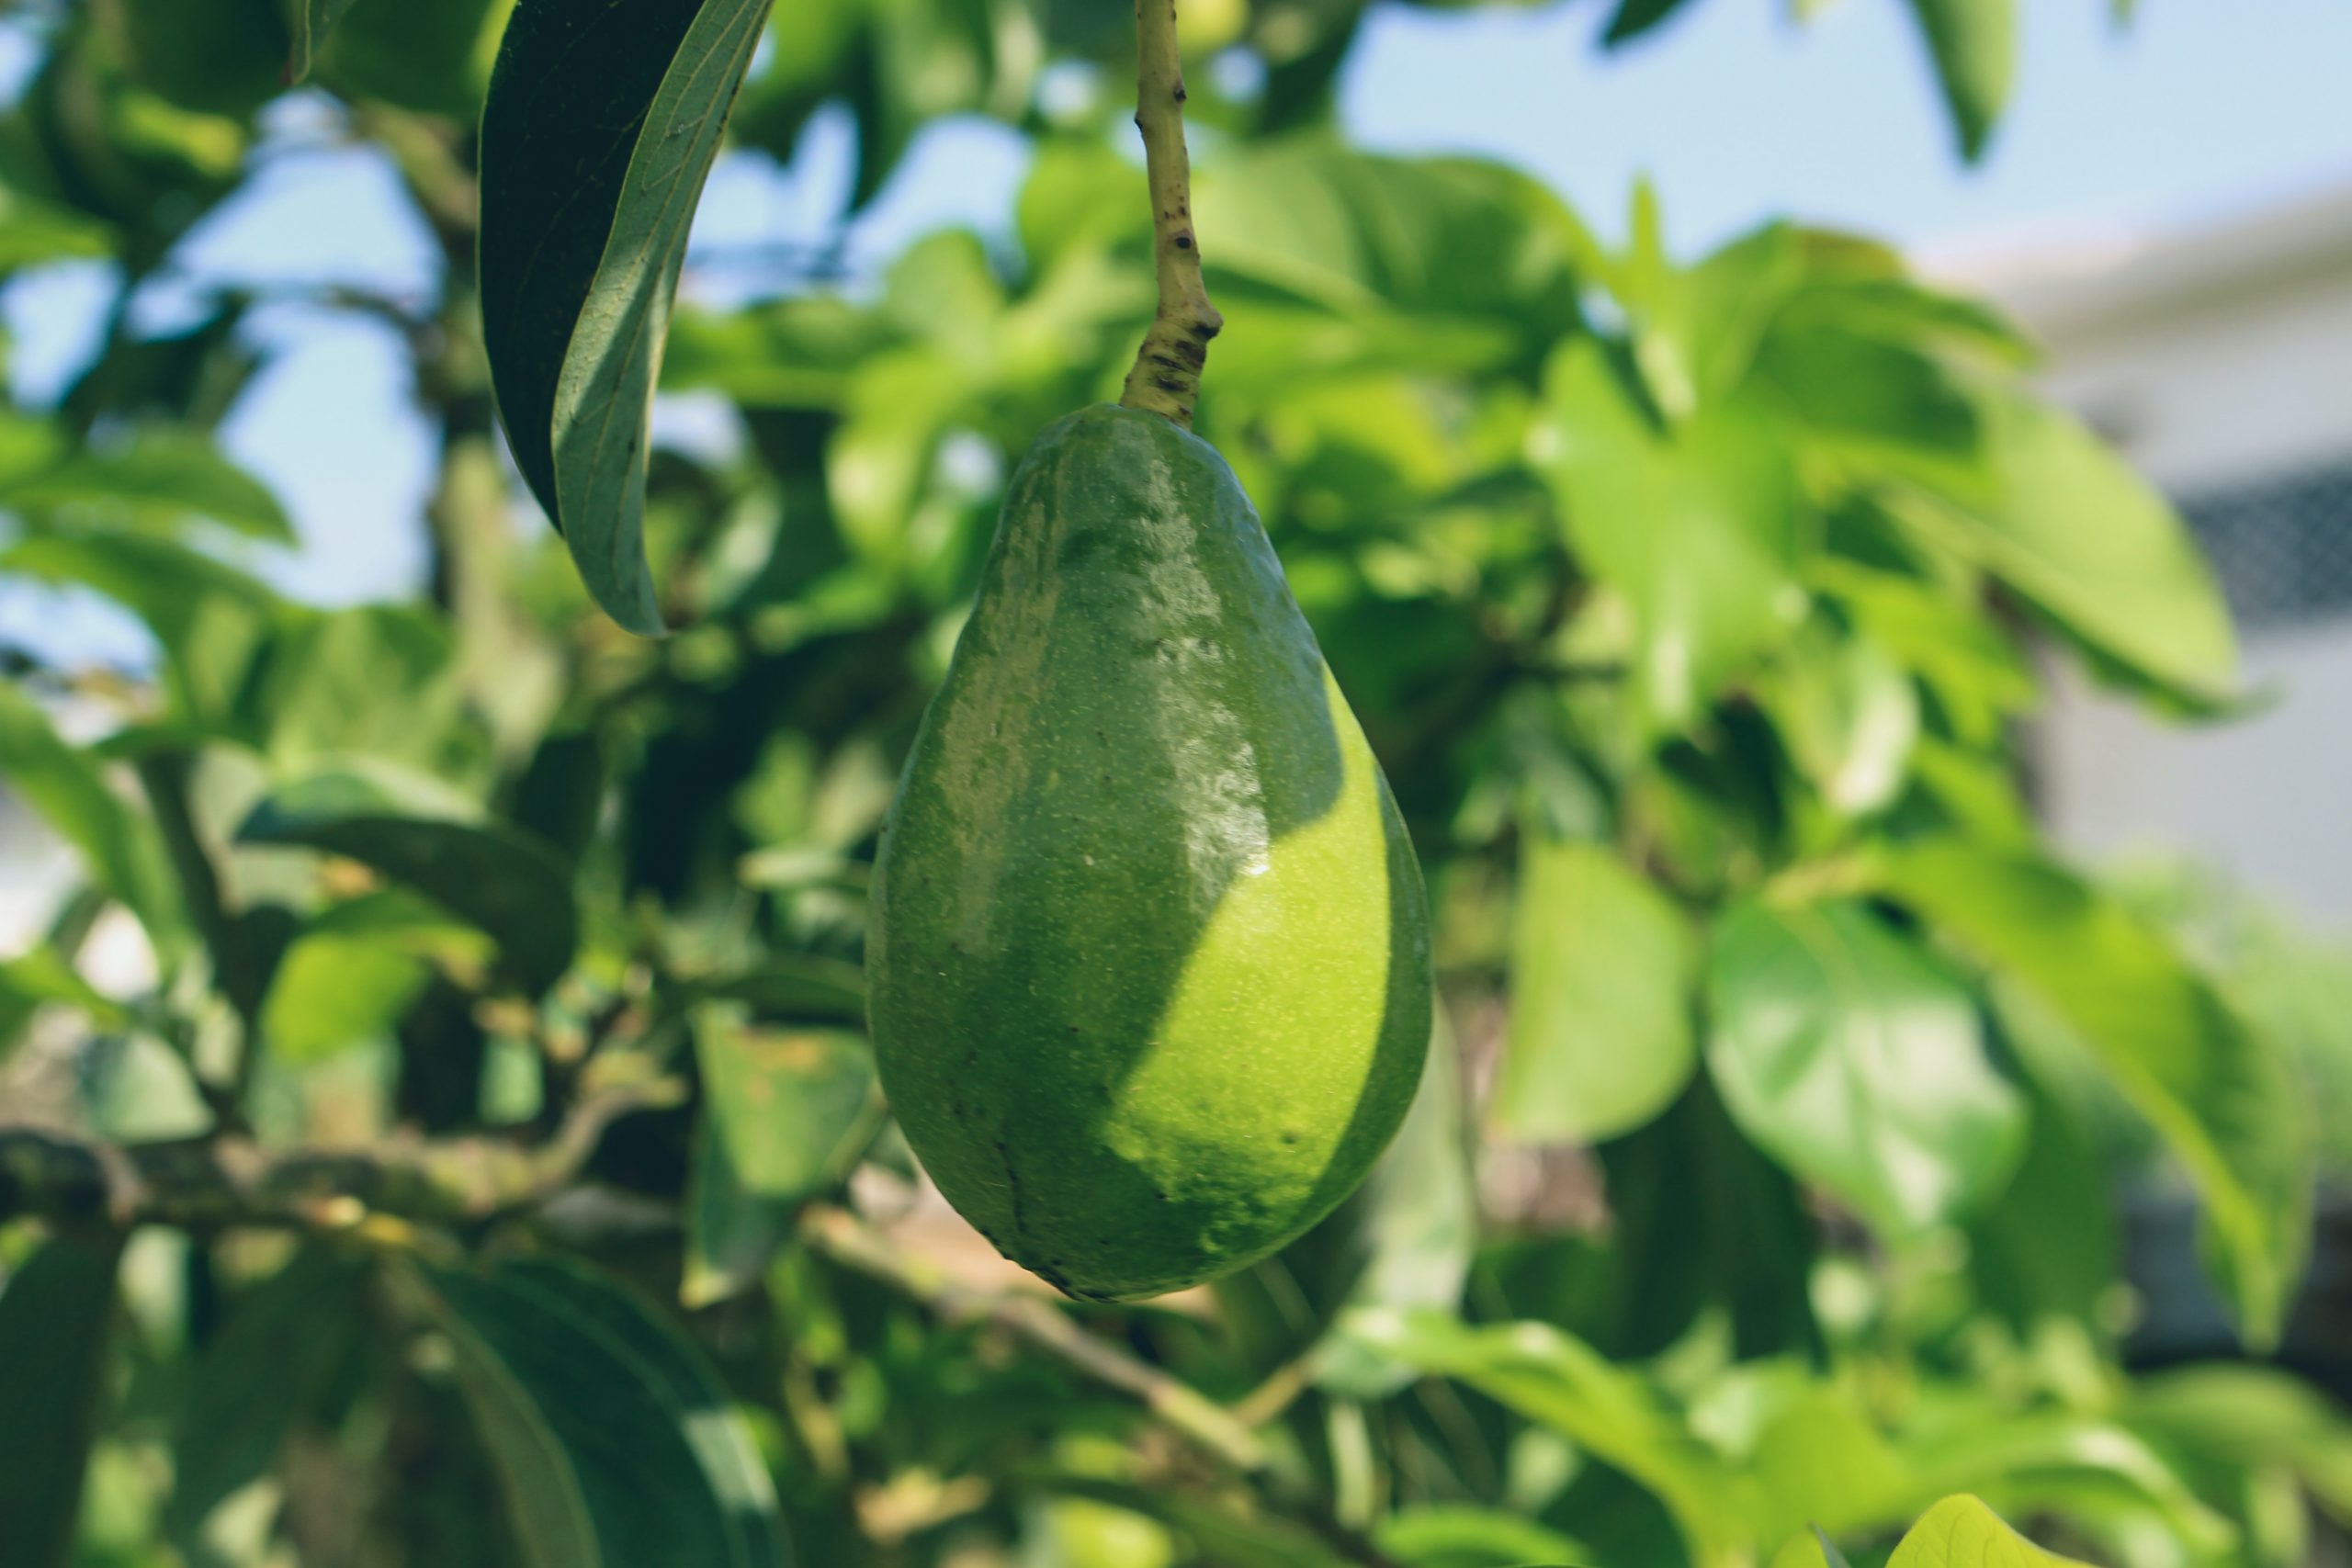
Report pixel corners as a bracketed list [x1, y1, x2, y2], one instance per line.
[1495, 835, 1698, 1144]
[236, 766, 579, 993]
[419, 1258, 790, 1568]
[1602, 0, 1705, 46]
[481, 0, 773, 634]
[1878, 841, 2310, 1342]
[0, 1235, 124, 1568]
[1904, 0, 2018, 161]
[166, 1249, 369, 1559]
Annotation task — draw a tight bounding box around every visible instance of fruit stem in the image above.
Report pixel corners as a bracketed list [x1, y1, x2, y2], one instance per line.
[1117, 0, 1222, 429]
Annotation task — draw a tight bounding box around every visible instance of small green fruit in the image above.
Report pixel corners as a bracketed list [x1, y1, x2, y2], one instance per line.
[868, 404, 1433, 1302]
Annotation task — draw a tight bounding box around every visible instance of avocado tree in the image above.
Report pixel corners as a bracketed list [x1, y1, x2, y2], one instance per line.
[0, 2, 2346, 1566]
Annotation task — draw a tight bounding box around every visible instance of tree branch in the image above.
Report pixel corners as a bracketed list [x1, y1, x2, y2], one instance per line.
[1117, 0, 1221, 428]
[798, 1203, 1407, 1568]
[0, 1082, 681, 1233]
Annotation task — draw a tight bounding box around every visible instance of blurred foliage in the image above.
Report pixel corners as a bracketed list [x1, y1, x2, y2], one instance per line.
[0, 1, 2346, 1567]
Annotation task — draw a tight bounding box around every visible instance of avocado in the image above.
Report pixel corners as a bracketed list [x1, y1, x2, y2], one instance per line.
[867, 403, 1433, 1302]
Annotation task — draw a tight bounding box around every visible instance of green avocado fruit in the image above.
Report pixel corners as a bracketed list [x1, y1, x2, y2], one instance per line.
[868, 403, 1433, 1302]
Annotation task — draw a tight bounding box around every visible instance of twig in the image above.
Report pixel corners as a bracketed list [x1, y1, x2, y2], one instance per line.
[797, 1204, 1408, 1568]
[797, 1203, 1265, 1472]
[1116, 0, 1221, 428]
[0, 1082, 682, 1233]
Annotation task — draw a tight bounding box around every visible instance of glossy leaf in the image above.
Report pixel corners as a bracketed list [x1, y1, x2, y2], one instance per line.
[1887, 1495, 2084, 1567]
[1886, 389, 2235, 705]
[236, 766, 579, 993]
[1337, 1308, 1754, 1562]
[1707, 900, 2025, 1236]
[1495, 835, 1698, 1144]
[0, 1235, 124, 1568]
[1879, 841, 2309, 1342]
[1543, 339, 1803, 730]
[1903, 0, 2017, 161]
[420, 1258, 790, 1568]
[481, 0, 773, 634]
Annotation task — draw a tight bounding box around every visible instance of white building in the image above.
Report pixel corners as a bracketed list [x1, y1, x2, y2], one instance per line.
[1941, 186, 2352, 931]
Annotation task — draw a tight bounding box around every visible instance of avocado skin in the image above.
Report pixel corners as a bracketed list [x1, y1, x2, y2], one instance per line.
[867, 403, 1432, 1302]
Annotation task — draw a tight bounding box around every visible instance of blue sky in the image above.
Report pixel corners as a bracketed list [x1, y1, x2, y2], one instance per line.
[6, 0, 2352, 629]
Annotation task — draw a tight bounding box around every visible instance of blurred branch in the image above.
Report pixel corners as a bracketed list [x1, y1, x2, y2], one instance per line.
[0, 1080, 683, 1232]
[798, 1203, 1266, 1471]
[798, 1203, 1407, 1568]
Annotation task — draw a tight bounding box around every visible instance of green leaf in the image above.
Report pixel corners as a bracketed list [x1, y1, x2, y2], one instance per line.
[1707, 900, 2025, 1236]
[418, 1258, 790, 1568]
[259, 931, 431, 1063]
[236, 766, 579, 993]
[1760, 623, 1919, 817]
[0, 529, 277, 720]
[1335, 1308, 1754, 1563]
[1601, 0, 1704, 46]
[0, 681, 175, 935]
[0, 945, 130, 1058]
[286, 0, 365, 84]
[1964, 1088, 2116, 1332]
[1887, 1495, 2085, 1566]
[2125, 1365, 2352, 1519]
[1903, 0, 2018, 161]
[1494, 836, 1698, 1144]
[0, 1235, 124, 1568]
[1883, 392, 2235, 705]
[481, 0, 773, 635]
[0, 186, 116, 269]
[1375, 1503, 1594, 1568]
[1877, 841, 2309, 1342]
[165, 1249, 369, 1558]
[0, 426, 291, 541]
[1542, 339, 1804, 730]
[1770, 1529, 1855, 1568]
[684, 1011, 878, 1305]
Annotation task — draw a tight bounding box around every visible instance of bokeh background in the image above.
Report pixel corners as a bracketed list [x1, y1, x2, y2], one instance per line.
[2, 2, 2350, 1565]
